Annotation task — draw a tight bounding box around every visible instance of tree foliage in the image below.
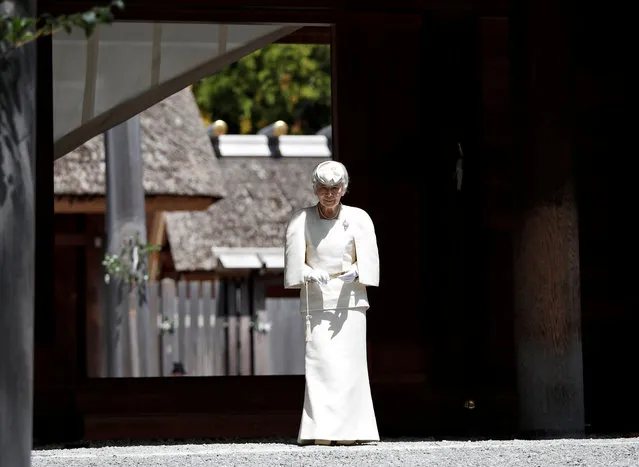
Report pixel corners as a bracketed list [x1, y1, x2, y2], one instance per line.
[0, 0, 123, 51]
[192, 43, 332, 135]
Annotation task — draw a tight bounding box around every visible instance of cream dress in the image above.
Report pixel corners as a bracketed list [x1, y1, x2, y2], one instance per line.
[284, 204, 380, 444]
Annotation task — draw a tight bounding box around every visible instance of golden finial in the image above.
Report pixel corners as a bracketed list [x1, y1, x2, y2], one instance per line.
[273, 120, 289, 136]
[211, 119, 228, 136]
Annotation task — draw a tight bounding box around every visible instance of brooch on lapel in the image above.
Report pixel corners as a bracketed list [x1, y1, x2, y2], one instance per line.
[343, 220, 349, 231]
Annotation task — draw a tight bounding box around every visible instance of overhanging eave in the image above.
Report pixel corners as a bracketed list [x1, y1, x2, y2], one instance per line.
[53, 22, 303, 159]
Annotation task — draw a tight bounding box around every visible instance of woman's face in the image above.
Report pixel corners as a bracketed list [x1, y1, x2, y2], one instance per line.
[316, 183, 343, 210]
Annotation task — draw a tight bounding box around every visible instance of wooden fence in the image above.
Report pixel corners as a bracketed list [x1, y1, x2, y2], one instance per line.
[120, 278, 305, 377]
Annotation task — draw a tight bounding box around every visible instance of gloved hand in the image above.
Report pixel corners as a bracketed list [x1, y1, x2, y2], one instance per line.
[304, 268, 330, 285]
[338, 265, 359, 284]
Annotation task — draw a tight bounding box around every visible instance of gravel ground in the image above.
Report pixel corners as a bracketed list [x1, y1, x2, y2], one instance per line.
[32, 437, 639, 466]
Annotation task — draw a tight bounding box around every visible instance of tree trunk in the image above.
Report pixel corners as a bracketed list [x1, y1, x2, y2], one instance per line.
[511, 0, 585, 436]
[0, 0, 37, 464]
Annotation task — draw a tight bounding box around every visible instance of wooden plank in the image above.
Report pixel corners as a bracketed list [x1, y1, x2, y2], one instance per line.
[213, 280, 226, 376]
[160, 279, 176, 376]
[147, 212, 166, 283]
[188, 281, 201, 376]
[225, 281, 238, 376]
[147, 282, 161, 377]
[196, 285, 207, 376]
[39, 0, 508, 22]
[212, 314, 226, 376]
[128, 291, 141, 378]
[73, 377, 465, 440]
[252, 277, 270, 375]
[253, 310, 271, 375]
[238, 280, 252, 376]
[227, 316, 238, 376]
[54, 195, 217, 214]
[201, 281, 213, 376]
[136, 292, 155, 378]
[84, 412, 301, 440]
[176, 281, 188, 373]
[266, 298, 305, 375]
[239, 316, 252, 376]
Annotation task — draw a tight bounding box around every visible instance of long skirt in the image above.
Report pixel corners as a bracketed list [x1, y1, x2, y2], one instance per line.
[297, 307, 379, 443]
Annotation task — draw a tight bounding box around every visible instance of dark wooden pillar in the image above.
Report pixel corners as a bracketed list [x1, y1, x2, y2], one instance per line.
[572, 5, 635, 433]
[33, 35, 83, 445]
[0, 0, 37, 464]
[511, 0, 585, 435]
[332, 16, 480, 435]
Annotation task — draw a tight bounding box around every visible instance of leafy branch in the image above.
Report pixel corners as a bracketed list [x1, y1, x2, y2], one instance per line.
[103, 233, 160, 287]
[0, 0, 124, 49]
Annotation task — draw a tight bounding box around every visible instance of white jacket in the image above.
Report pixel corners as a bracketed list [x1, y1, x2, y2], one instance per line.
[284, 204, 379, 312]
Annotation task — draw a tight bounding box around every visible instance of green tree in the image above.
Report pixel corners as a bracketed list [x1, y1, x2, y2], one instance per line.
[192, 43, 331, 135]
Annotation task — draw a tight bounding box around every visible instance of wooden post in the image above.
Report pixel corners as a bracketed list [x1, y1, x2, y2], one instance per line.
[104, 116, 151, 377]
[0, 0, 36, 464]
[511, 0, 585, 436]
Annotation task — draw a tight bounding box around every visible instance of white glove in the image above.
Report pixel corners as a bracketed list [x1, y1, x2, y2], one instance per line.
[304, 268, 330, 285]
[338, 265, 359, 284]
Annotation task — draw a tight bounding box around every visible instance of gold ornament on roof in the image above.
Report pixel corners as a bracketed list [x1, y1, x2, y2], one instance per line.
[273, 120, 289, 136]
[211, 119, 228, 136]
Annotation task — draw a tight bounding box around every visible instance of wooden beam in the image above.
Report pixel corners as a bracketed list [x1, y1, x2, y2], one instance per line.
[54, 195, 216, 214]
[275, 26, 330, 44]
[38, 0, 509, 22]
[147, 212, 166, 283]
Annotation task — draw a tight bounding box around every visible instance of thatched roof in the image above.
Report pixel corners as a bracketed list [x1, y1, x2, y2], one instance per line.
[53, 87, 226, 199]
[165, 156, 330, 272]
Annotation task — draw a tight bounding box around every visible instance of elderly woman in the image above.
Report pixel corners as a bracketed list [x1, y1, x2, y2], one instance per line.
[284, 160, 380, 446]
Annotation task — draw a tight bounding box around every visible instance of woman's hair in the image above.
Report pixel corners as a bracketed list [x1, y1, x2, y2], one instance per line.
[311, 161, 349, 194]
